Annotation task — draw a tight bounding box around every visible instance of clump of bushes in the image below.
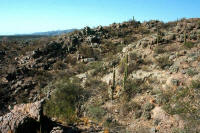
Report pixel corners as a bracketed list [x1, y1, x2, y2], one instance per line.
[52, 60, 66, 70]
[100, 41, 124, 56]
[43, 78, 84, 124]
[87, 105, 106, 122]
[157, 83, 200, 131]
[184, 41, 195, 49]
[78, 44, 100, 59]
[190, 80, 200, 89]
[186, 68, 198, 77]
[120, 101, 141, 116]
[121, 79, 152, 102]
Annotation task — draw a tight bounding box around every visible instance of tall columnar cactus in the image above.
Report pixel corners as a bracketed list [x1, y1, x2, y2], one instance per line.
[123, 54, 129, 91]
[111, 65, 116, 100]
[184, 29, 186, 44]
[157, 27, 159, 45]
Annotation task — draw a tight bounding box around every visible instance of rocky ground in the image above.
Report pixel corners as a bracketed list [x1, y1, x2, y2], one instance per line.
[0, 18, 200, 133]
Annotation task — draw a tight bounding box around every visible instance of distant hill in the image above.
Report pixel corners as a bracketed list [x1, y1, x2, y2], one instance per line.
[31, 29, 77, 36]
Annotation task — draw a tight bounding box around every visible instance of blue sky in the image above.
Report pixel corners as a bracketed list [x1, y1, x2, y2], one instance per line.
[0, 0, 200, 35]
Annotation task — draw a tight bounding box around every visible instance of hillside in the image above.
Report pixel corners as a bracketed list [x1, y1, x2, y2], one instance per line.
[31, 29, 77, 36]
[0, 18, 200, 133]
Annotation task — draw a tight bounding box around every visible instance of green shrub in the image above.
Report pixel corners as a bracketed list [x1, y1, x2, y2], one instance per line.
[88, 105, 106, 122]
[190, 80, 200, 89]
[43, 78, 83, 124]
[53, 60, 66, 70]
[186, 68, 198, 76]
[78, 44, 100, 58]
[158, 86, 200, 131]
[184, 41, 195, 49]
[73, 62, 88, 73]
[120, 101, 141, 116]
[86, 61, 107, 76]
[121, 79, 143, 102]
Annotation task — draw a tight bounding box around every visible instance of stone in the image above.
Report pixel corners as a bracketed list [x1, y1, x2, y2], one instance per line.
[187, 23, 196, 30]
[82, 58, 95, 63]
[152, 107, 169, 121]
[164, 33, 175, 42]
[150, 127, 157, 133]
[86, 35, 100, 44]
[0, 100, 44, 133]
[50, 126, 64, 133]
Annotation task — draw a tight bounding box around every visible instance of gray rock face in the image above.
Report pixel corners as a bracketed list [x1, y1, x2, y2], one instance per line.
[163, 33, 175, 42]
[186, 23, 196, 30]
[0, 100, 43, 133]
[136, 35, 158, 48]
[0, 112, 39, 133]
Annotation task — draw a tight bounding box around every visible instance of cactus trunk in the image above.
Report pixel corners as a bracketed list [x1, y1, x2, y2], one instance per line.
[123, 54, 129, 91]
[111, 66, 115, 100]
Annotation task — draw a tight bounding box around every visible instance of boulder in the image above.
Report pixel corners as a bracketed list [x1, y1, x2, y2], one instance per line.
[163, 33, 176, 42]
[186, 23, 196, 30]
[86, 35, 100, 44]
[50, 127, 64, 133]
[0, 50, 6, 56]
[0, 100, 44, 133]
[82, 58, 95, 63]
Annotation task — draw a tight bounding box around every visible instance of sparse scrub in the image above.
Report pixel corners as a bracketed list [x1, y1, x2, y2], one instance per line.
[156, 55, 172, 69]
[158, 84, 200, 131]
[190, 80, 200, 89]
[121, 79, 142, 102]
[154, 45, 166, 54]
[100, 41, 124, 56]
[186, 68, 198, 76]
[78, 44, 94, 58]
[65, 55, 77, 65]
[184, 41, 195, 49]
[52, 60, 66, 70]
[129, 52, 138, 60]
[88, 105, 106, 122]
[120, 101, 141, 116]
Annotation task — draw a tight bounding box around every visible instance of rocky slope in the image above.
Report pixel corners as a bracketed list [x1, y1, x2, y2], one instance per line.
[0, 18, 200, 133]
